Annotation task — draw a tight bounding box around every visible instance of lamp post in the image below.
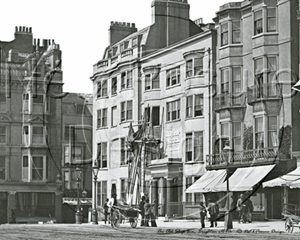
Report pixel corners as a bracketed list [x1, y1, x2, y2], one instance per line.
[223, 144, 233, 230]
[92, 164, 99, 224]
[75, 165, 82, 224]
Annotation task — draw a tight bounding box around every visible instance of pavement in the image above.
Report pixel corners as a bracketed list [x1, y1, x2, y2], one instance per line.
[95, 218, 298, 233]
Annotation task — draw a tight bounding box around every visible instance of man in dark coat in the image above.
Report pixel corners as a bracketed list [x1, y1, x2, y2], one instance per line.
[139, 196, 146, 226]
[207, 199, 219, 227]
[199, 201, 207, 228]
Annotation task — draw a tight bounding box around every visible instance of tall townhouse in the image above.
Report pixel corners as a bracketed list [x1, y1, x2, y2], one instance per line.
[204, 0, 300, 220]
[0, 27, 93, 224]
[0, 27, 64, 223]
[61, 93, 93, 223]
[91, 0, 217, 219]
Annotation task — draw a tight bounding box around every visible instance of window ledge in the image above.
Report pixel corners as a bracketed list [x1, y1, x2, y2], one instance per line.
[99, 168, 108, 171]
[252, 32, 278, 40]
[111, 125, 117, 129]
[185, 116, 204, 120]
[166, 84, 181, 90]
[111, 93, 117, 97]
[120, 164, 128, 167]
[185, 75, 205, 81]
[166, 119, 181, 124]
[120, 120, 133, 125]
[120, 88, 134, 93]
[185, 161, 205, 165]
[144, 88, 161, 93]
[219, 43, 243, 50]
[96, 96, 109, 100]
[96, 127, 108, 130]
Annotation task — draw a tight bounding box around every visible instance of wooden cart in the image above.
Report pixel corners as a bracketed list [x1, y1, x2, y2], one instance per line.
[282, 203, 300, 233]
[111, 205, 141, 228]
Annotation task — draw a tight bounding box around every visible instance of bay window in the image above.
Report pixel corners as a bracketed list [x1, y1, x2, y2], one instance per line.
[167, 66, 181, 87]
[268, 116, 278, 148]
[267, 8, 276, 32]
[221, 23, 229, 46]
[111, 77, 117, 95]
[255, 117, 264, 150]
[254, 10, 263, 35]
[0, 126, 6, 143]
[186, 131, 203, 162]
[232, 21, 241, 44]
[22, 155, 48, 182]
[97, 80, 108, 98]
[186, 95, 203, 118]
[121, 71, 133, 90]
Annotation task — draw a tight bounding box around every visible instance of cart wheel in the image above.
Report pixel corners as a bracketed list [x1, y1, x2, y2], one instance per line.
[111, 210, 121, 228]
[285, 218, 294, 233]
[130, 218, 138, 228]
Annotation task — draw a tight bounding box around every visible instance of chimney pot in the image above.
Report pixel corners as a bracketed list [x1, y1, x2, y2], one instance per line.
[26, 27, 28, 32]
[127, 22, 130, 27]
[132, 23, 135, 28]
[34, 39, 36, 46]
[15, 26, 18, 32]
[37, 39, 40, 46]
[29, 27, 32, 33]
[23, 26, 25, 32]
[19, 26, 22, 31]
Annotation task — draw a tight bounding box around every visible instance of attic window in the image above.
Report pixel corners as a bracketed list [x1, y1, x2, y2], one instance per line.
[132, 38, 137, 47]
[124, 41, 129, 49]
[112, 47, 118, 56]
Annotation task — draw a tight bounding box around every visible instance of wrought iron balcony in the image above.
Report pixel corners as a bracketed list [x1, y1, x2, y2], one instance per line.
[247, 83, 282, 105]
[206, 147, 290, 167]
[214, 92, 246, 112]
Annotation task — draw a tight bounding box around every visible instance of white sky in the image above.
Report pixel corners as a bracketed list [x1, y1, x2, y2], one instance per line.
[0, 0, 230, 94]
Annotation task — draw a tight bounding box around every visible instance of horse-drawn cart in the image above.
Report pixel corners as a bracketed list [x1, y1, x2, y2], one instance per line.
[111, 205, 141, 228]
[282, 203, 300, 233]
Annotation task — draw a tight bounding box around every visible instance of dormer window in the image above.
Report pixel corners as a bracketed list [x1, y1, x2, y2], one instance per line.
[112, 47, 118, 56]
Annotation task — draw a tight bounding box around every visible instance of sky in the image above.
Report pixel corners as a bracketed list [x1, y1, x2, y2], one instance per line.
[0, 0, 230, 94]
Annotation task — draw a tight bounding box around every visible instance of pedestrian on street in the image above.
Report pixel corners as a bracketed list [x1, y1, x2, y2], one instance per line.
[199, 201, 207, 228]
[207, 199, 219, 227]
[139, 196, 146, 226]
[150, 199, 157, 227]
[246, 197, 253, 223]
[237, 194, 246, 223]
[103, 198, 109, 224]
[107, 193, 118, 226]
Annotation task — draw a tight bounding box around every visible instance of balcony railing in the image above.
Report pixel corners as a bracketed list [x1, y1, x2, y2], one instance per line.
[247, 83, 282, 105]
[206, 147, 290, 167]
[214, 92, 246, 112]
[121, 48, 133, 58]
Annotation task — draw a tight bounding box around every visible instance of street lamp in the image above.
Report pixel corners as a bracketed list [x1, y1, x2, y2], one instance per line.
[75, 165, 82, 224]
[223, 144, 233, 230]
[92, 163, 99, 224]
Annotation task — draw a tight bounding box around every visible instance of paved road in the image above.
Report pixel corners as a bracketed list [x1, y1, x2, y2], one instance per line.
[1, 220, 300, 240]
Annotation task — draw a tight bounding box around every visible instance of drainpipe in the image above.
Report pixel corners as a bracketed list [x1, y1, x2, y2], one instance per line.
[208, 48, 211, 158]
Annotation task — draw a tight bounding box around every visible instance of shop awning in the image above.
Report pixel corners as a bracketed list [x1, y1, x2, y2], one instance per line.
[185, 169, 227, 193]
[62, 198, 93, 205]
[215, 165, 275, 192]
[263, 167, 300, 188]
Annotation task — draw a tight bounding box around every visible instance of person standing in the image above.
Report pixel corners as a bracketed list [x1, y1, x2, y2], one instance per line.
[107, 193, 118, 226]
[139, 196, 146, 226]
[144, 198, 151, 227]
[199, 201, 207, 228]
[246, 197, 253, 223]
[103, 198, 109, 224]
[207, 199, 219, 227]
[150, 199, 157, 227]
[236, 194, 246, 223]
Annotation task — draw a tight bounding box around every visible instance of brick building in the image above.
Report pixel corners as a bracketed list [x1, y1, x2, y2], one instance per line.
[0, 27, 92, 223]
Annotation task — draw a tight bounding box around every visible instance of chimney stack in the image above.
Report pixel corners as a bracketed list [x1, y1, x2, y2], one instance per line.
[108, 21, 137, 46]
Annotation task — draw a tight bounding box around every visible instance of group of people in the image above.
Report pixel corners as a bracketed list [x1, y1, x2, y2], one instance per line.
[199, 194, 254, 228]
[139, 196, 157, 227]
[103, 194, 157, 227]
[236, 194, 253, 224]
